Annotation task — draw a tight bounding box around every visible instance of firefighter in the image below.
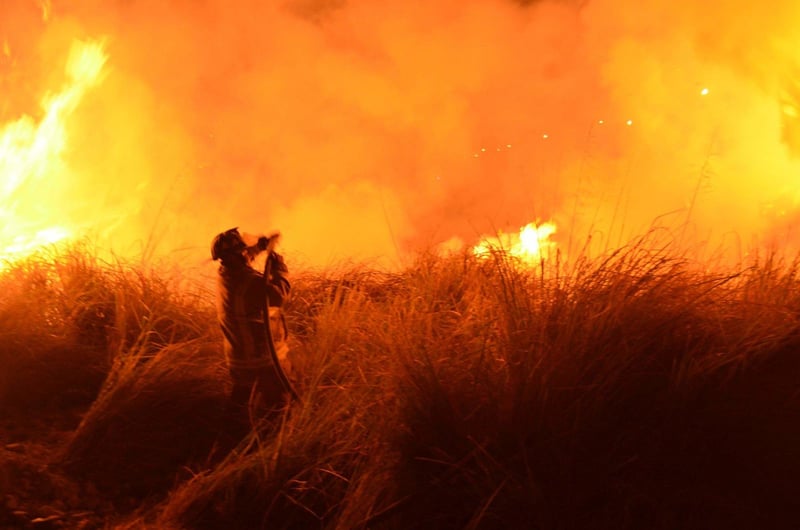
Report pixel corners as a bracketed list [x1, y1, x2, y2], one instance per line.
[211, 227, 291, 424]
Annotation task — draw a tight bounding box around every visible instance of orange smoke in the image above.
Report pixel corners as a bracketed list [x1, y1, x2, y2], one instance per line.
[2, 1, 800, 269]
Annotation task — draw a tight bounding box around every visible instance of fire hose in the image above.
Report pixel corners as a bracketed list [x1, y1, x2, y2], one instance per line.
[259, 233, 300, 403]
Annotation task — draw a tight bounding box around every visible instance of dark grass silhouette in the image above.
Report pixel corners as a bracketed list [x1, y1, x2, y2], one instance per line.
[0, 246, 111, 416]
[1, 236, 799, 529]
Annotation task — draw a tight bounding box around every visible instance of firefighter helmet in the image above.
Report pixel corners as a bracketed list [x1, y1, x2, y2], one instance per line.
[211, 227, 247, 261]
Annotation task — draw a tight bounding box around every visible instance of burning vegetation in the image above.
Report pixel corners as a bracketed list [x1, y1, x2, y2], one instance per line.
[472, 220, 558, 263]
[1, 39, 106, 263]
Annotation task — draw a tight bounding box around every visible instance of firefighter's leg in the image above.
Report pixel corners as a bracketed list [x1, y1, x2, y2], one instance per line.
[227, 365, 258, 431]
[254, 365, 288, 417]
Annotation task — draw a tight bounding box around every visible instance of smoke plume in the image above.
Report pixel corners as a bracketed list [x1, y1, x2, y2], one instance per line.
[2, 0, 799, 268]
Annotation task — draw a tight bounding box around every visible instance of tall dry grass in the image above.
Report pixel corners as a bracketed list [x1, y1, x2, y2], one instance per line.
[151, 239, 799, 530]
[2, 238, 799, 529]
[0, 244, 115, 416]
[1, 243, 227, 502]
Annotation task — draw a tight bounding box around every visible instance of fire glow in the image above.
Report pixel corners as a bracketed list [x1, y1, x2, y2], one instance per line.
[0, 39, 107, 264]
[473, 221, 557, 264]
[3, 0, 800, 269]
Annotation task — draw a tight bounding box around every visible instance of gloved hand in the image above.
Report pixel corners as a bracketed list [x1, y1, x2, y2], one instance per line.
[257, 236, 270, 252]
[270, 252, 288, 274]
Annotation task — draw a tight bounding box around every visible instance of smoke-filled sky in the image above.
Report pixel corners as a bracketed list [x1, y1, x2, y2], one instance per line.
[2, 0, 800, 268]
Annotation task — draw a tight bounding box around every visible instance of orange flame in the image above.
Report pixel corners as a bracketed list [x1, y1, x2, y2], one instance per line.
[0, 39, 107, 265]
[473, 221, 557, 264]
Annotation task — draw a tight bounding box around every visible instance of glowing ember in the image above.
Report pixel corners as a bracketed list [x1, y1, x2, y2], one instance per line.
[0, 39, 107, 265]
[473, 221, 557, 264]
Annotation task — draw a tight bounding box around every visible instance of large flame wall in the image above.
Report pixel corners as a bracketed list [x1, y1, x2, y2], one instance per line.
[2, 0, 800, 268]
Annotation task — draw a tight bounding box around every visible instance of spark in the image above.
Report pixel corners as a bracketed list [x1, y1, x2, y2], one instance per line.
[626, 119, 633, 126]
[701, 87, 710, 96]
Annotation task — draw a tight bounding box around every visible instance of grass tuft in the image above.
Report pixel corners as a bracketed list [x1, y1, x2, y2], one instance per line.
[2, 237, 799, 529]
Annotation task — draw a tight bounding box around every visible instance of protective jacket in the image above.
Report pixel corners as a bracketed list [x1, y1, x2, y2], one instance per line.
[216, 256, 290, 370]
